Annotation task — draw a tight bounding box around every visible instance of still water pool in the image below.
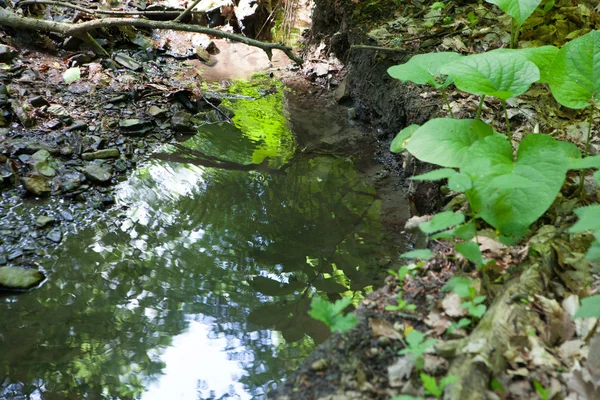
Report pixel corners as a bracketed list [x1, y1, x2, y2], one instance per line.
[0, 83, 408, 399]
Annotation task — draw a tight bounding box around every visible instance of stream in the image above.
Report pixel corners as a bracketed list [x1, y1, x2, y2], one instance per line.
[0, 80, 410, 399]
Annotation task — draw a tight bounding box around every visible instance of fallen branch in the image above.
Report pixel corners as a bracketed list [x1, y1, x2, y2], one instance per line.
[17, 0, 203, 17]
[0, 7, 303, 65]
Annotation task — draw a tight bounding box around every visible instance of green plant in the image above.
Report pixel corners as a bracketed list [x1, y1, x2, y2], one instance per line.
[308, 297, 357, 333]
[443, 276, 487, 319]
[446, 317, 471, 334]
[485, 0, 543, 48]
[573, 294, 600, 319]
[533, 380, 550, 400]
[388, 263, 421, 281]
[386, 292, 417, 312]
[399, 330, 437, 369]
[421, 373, 458, 398]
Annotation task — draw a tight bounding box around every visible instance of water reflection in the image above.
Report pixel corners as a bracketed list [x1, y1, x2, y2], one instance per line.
[0, 96, 405, 399]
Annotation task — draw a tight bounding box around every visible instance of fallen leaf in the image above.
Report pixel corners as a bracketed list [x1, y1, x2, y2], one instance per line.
[370, 319, 402, 341]
[441, 293, 468, 318]
[387, 356, 415, 387]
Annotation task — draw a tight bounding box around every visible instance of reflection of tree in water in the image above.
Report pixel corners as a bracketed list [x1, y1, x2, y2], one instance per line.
[0, 127, 396, 399]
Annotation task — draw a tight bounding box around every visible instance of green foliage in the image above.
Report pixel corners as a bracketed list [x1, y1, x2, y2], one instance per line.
[485, 0, 542, 27]
[440, 50, 539, 100]
[390, 124, 420, 153]
[419, 211, 465, 234]
[401, 249, 433, 260]
[386, 292, 417, 312]
[387, 52, 461, 89]
[548, 30, 600, 109]
[533, 380, 550, 400]
[443, 277, 487, 319]
[446, 317, 471, 334]
[573, 294, 600, 319]
[421, 373, 458, 398]
[403, 119, 496, 168]
[308, 297, 358, 333]
[455, 242, 483, 266]
[399, 330, 437, 368]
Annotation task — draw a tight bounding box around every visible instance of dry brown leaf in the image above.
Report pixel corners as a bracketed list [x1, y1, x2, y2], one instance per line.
[370, 319, 402, 341]
[441, 293, 468, 318]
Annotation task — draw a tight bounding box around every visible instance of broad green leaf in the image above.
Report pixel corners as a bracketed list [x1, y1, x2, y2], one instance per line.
[448, 172, 472, 191]
[485, 0, 542, 26]
[388, 52, 462, 89]
[586, 237, 600, 260]
[574, 294, 600, 319]
[63, 67, 81, 83]
[569, 205, 600, 232]
[595, 170, 600, 184]
[419, 211, 465, 234]
[468, 303, 487, 318]
[401, 249, 433, 259]
[548, 30, 600, 109]
[442, 276, 472, 298]
[312, 277, 348, 293]
[410, 168, 457, 181]
[495, 46, 559, 83]
[453, 222, 476, 240]
[391, 124, 420, 152]
[463, 134, 573, 237]
[455, 241, 484, 265]
[567, 154, 600, 170]
[405, 119, 496, 168]
[440, 51, 539, 100]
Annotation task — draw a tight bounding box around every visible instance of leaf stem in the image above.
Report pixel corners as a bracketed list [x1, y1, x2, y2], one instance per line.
[502, 100, 510, 136]
[510, 18, 519, 49]
[579, 105, 595, 197]
[441, 87, 454, 118]
[476, 95, 485, 119]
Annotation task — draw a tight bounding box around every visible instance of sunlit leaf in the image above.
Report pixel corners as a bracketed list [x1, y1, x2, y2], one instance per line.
[400, 249, 433, 260]
[388, 52, 462, 89]
[419, 211, 465, 234]
[574, 295, 600, 319]
[485, 0, 542, 26]
[390, 124, 420, 153]
[63, 67, 81, 83]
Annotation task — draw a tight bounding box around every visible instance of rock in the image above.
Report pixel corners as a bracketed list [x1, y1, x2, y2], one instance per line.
[31, 150, 56, 177]
[21, 176, 51, 196]
[171, 111, 194, 132]
[195, 47, 211, 62]
[82, 148, 120, 160]
[0, 45, 17, 63]
[9, 99, 34, 128]
[46, 228, 62, 243]
[85, 164, 112, 183]
[314, 63, 329, 77]
[334, 78, 350, 103]
[0, 255, 6, 265]
[31, 149, 51, 163]
[66, 120, 88, 132]
[0, 266, 45, 290]
[35, 215, 55, 228]
[148, 105, 168, 118]
[114, 53, 142, 71]
[47, 104, 70, 119]
[7, 249, 23, 260]
[119, 119, 153, 135]
[29, 96, 49, 108]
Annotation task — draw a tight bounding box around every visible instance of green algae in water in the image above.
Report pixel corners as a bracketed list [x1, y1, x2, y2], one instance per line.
[0, 266, 45, 290]
[201, 75, 295, 167]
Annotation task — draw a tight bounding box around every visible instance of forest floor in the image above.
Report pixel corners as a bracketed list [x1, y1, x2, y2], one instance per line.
[273, 1, 600, 400]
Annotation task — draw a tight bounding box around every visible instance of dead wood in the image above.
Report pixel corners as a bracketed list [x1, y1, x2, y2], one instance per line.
[0, 7, 304, 65]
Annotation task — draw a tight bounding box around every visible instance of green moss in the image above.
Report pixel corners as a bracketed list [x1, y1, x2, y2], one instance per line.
[0, 266, 45, 290]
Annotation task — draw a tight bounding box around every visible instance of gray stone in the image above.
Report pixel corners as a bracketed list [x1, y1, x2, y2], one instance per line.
[46, 228, 62, 243]
[82, 148, 120, 161]
[148, 105, 168, 118]
[0, 266, 45, 290]
[35, 215, 55, 228]
[85, 164, 112, 183]
[7, 250, 23, 260]
[30, 96, 49, 108]
[114, 53, 142, 71]
[171, 111, 193, 132]
[9, 100, 34, 128]
[67, 120, 88, 132]
[21, 176, 51, 196]
[31, 149, 51, 163]
[0, 45, 17, 63]
[47, 104, 70, 119]
[119, 119, 153, 135]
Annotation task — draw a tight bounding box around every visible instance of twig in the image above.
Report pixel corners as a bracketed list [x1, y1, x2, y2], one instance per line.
[174, 0, 202, 23]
